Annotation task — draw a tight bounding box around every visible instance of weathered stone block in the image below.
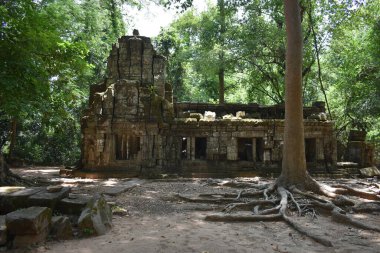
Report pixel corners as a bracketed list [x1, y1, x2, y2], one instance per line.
[6, 207, 52, 235]
[359, 166, 380, 177]
[13, 226, 49, 248]
[50, 216, 73, 240]
[153, 57, 166, 75]
[57, 194, 92, 215]
[3, 187, 45, 212]
[78, 195, 112, 236]
[0, 216, 6, 246]
[28, 187, 70, 210]
[129, 65, 141, 76]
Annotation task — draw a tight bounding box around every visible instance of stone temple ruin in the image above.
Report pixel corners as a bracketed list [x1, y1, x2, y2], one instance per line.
[80, 31, 338, 177]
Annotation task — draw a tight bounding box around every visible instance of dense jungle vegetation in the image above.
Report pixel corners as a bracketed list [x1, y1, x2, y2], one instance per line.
[0, 0, 379, 165]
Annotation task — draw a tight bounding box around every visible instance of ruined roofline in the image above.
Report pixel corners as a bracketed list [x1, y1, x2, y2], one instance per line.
[174, 101, 326, 120]
[174, 101, 325, 109]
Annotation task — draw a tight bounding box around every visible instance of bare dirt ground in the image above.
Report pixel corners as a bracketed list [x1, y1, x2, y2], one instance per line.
[8, 167, 380, 253]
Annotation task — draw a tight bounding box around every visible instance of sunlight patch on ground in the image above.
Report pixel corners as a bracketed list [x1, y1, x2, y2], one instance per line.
[51, 178, 99, 184]
[0, 186, 25, 194]
[22, 169, 59, 173]
[101, 179, 120, 187]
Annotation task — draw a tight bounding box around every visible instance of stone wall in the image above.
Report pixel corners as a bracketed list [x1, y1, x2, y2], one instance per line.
[80, 32, 337, 176]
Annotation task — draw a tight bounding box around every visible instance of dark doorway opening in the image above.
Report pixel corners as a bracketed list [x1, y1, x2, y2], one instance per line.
[256, 138, 264, 162]
[181, 137, 187, 159]
[305, 138, 316, 162]
[238, 138, 253, 161]
[195, 137, 207, 159]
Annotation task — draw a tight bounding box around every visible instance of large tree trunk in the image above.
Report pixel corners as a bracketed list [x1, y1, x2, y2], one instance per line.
[218, 0, 226, 104]
[0, 153, 10, 184]
[278, 0, 314, 189]
[8, 118, 17, 161]
[218, 69, 225, 104]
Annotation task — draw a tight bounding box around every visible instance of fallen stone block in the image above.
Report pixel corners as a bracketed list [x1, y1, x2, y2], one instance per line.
[0, 187, 27, 214]
[78, 195, 112, 236]
[28, 187, 70, 209]
[50, 216, 73, 240]
[47, 185, 63, 193]
[6, 206, 52, 235]
[13, 226, 49, 248]
[360, 166, 380, 177]
[0, 187, 25, 196]
[57, 194, 93, 215]
[1, 188, 45, 215]
[0, 216, 6, 246]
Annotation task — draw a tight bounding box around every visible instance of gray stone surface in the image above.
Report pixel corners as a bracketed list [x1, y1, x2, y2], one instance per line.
[7, 187, 44, 211]
[103, 179, 145, 196]
[28, 187, 70, 209]
[12, 226, 49, 248]
[47, 185, 63, 193]
[78, 195, 112, 236]
[359, 166, 380, 177]
[57, 194, 93, 215]
[0, 216, 6, 246]
[50, 216, 73, 240]
[6, 206, 52, 235]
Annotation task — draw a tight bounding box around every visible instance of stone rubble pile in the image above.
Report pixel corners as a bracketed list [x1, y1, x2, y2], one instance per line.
[0, 186, 113, 249]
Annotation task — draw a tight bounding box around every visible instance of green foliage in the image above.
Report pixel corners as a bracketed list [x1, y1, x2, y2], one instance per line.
[157, 0, 332, 105]
[0, 0, 128, 165]
[156, 3, 242, 103]
[326, 0, 380, 144]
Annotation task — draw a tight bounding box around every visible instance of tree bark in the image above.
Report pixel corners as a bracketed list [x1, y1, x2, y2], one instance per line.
[218, 0, 226, 104]
[0, 153, 10, 184]
[218, 70, 225, 104]
[8, 117, 17, 161]
[278, 0, 311, 188]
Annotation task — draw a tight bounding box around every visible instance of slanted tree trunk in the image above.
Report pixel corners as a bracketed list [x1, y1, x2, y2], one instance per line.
[277, 0, 316, 190]
[0, 153, 10, 185]
[8, 118, 17, 161]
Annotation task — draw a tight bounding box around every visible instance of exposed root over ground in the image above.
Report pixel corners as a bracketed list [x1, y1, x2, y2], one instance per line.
[0, 158, 35, 186]
[177, 177, 380, 247]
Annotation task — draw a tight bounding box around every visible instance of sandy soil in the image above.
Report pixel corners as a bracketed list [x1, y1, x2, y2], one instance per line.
[8, 167, 380, 253]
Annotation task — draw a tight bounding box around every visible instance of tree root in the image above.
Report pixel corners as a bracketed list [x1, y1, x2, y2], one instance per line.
[205, 213, 282, 222]
[179, 180, 380, 248]
[176, 194, 248, 204]
[331, 184, 380, 201]
[198, 190, 264, 199]
[223, 200, 278, 212]
[331, 208, 380, 232]
[282, 215, 332, 247]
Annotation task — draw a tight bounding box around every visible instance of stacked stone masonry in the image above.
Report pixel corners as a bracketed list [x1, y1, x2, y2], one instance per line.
[81, 32, 337, 177]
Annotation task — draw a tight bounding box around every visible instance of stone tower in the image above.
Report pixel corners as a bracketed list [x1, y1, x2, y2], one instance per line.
[81, 31, 173, 171]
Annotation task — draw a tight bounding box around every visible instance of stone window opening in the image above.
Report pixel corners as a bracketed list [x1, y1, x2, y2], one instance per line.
[115, 135, 140, 160]
[195, 137, 207, 160]
[237, 138, 253, 161]
[181, 137, 188, 159]
[256, 138, 264, 162]
[305, 138, 316, 163]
